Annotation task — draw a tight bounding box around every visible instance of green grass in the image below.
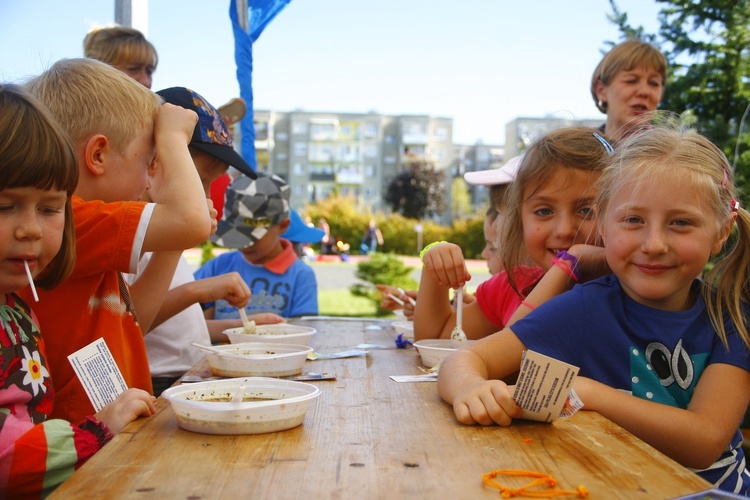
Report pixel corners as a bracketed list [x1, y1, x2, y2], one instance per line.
[318, 289, 395, 318]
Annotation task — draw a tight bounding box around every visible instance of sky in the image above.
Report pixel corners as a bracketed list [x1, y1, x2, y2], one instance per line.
[0, 0, 661, 145]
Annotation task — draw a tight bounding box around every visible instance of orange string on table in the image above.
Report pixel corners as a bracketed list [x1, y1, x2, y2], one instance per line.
[481, 469, 588, 498]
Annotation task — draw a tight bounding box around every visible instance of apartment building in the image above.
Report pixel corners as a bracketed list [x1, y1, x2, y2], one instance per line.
[505, 116, 604, 159]
[244, 109, 455, 213]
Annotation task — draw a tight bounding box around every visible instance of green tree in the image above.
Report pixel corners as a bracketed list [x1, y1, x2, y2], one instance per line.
[384, 159, 447, 220]
[450, 176, 472, 220]
[608, 0, 750, 194]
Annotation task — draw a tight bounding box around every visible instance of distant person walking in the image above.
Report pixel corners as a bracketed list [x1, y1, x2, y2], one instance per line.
[360, 219, 384, 254]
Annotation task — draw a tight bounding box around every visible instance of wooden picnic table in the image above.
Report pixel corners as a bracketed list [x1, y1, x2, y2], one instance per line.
[52, 318, 710, 499]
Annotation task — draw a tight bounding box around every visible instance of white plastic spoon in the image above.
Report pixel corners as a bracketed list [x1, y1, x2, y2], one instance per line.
[451, 287, 467, 343]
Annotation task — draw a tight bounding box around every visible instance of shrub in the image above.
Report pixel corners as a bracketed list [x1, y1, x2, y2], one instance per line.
[302, 194, 486, 258]
[350, 253, 418, 316]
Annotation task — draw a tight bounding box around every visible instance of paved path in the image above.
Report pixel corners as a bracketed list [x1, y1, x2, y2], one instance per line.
[184, 249, 491, 291]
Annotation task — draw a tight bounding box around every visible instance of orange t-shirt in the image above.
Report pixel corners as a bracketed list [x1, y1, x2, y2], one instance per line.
[18, 196, 153, 423]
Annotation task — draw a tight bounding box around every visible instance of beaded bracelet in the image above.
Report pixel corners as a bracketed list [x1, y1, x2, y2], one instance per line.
[419, 241, 448, 262]
[553, 250, 582, 282]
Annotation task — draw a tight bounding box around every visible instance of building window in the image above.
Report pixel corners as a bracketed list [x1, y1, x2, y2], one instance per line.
[365, 165, 375, 177]
[293, 184, 304, 196]
[294, 163, 305, 176]
[365, 123, 378, 138]
[294, 143, 308, 156]
[365, 144, 378, 158]
[276, 132, 288, 141]
[292, 122, 308, 135]
[433, 127, 447, 141]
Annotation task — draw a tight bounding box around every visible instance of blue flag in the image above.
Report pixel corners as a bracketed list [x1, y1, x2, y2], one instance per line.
[229, 0, 292, 170]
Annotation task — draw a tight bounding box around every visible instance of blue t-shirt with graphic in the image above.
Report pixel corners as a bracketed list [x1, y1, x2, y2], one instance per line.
[194, 250, 318, 318]
[511, 275, 750, 494]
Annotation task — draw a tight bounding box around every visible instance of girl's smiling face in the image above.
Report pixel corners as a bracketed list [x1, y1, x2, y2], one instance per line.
[521, 164, 599, 271]
[0, 187, 66, 298]
[600, 173, 730, 311]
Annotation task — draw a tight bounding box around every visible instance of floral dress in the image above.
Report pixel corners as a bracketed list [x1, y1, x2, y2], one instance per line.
[0, 293, 111, 498]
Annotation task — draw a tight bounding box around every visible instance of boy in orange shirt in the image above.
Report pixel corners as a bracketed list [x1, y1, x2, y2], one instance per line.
[20, 58, 212, 423]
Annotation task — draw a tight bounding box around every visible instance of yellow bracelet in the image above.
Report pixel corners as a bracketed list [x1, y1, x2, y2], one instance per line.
[419, 241, 448, 262]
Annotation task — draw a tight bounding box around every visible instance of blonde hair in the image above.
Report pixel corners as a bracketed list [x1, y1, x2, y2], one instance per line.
[501, 127, 611, 293]
[595, 126, 750, 349]
[0, 84, 79, 289]
[84, 26, 158, 71]
[591, 39, 667, 113]
[25, 58, 161, 154]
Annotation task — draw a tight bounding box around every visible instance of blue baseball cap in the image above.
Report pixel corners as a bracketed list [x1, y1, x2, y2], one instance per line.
[283, 209, 325, 244]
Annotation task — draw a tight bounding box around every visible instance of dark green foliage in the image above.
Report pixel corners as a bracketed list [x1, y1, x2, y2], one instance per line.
[350, 253, 419, 316]
[384, 160, 447, 220]
[608, 0, 750, 199]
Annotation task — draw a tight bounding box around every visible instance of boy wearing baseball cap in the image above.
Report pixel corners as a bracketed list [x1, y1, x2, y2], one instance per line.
[195, 173, 319, 319]
[126, 87, 272, 396]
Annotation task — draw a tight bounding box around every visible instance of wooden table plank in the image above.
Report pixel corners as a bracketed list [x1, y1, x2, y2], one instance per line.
[51, 319, 710, 499]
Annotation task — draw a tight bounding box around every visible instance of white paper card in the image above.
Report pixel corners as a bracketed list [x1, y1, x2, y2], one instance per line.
[389, 374, 438, 383]
[513, 350, 579, 423]
[68, 338, 128, 412]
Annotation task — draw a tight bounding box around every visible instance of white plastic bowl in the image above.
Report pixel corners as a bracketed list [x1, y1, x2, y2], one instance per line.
[390, 320, 414, 340]
[203, 343, 313, 378]
[413, 339, 476, 368]
[224, 324, 317, 346]
[162, 377, 320, 435]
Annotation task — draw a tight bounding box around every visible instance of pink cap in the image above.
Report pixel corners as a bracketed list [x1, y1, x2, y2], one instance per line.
[463, 155, 522, 186]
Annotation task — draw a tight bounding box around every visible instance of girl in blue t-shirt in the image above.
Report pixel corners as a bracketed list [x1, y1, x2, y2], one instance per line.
[438, 126, 750, 494]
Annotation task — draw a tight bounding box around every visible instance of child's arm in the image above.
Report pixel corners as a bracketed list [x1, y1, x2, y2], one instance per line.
[507, 244, 608, 325]
[128, 251, 182, 333]
[437, 328, 526, 424]
[207, 313, 286, 343]
[414, 242, 496, 340]
[141, 103, 212, 253]
[94, 388, 157, 435]
[574, 363, 750, 469]
[147, 273, 251, 331]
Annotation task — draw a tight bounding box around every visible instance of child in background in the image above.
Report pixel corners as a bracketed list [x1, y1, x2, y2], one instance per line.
[414, 128, 610, 341]
[0, 84, 156, 497]
[126, 86, 267, 397]
[18, 59, 212, 423]
[196, 174, 318, 319]
[438, 127, 750, 494]
[84, 26, 158, 89]
[284, 208, 326, 259]
[377, 155, 521, 320]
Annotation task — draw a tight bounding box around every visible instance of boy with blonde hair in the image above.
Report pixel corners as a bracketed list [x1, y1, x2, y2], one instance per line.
[20, 58, 212, 423]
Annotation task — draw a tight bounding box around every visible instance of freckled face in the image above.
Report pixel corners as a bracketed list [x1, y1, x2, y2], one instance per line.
[521, 165, 599, 271]
[103, 125, 155, 202]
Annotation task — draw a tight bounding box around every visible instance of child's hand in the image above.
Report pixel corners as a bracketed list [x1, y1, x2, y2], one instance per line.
[154, 102, 198, 145]
[194, 273, 251, 308]
[94, 388, 156, 435]
[375, 284, 404, 311]
[452, 379, 522, 426]
[422, 242, 471, 289]
[207, 198, 218, 235]
[402, 290, 417, 320]
[248, 312, 285, 325]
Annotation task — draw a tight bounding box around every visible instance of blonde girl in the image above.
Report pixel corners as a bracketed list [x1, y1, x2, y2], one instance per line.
[414, 127, 611, 340]
[438, 127, 750, 494]
[0, 84, 156, 497]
